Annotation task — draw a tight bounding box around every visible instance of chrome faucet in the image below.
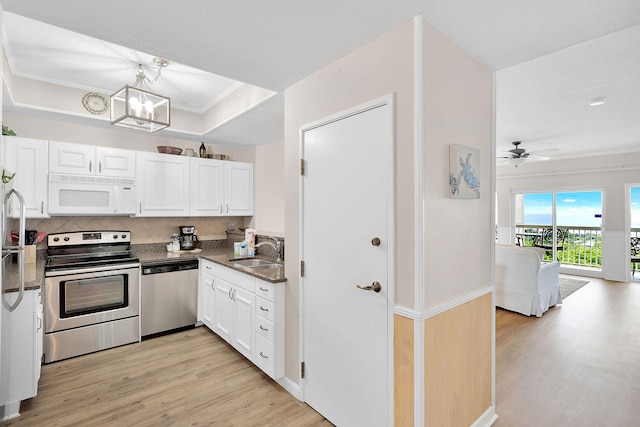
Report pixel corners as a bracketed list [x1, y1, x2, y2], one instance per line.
[255, 236, 282, 262]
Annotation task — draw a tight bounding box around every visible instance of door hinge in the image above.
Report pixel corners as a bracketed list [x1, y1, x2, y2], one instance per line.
[300, 260, 305, 277]
[300, 159, 305, 176]
[301, 361, 305, 379]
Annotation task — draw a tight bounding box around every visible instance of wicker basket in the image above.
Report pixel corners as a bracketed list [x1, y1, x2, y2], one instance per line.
[157, 146, 182, 155]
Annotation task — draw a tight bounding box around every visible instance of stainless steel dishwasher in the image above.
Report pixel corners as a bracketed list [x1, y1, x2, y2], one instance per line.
[141, 259, 199, 337]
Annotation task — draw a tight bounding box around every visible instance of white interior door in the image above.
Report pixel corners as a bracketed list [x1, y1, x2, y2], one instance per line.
[302, 100, 393, 427]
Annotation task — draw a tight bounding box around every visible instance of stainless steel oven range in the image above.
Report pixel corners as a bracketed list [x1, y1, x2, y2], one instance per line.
[44, 230, 140, 363]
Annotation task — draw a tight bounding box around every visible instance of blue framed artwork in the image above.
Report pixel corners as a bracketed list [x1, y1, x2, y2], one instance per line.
[449, 144, 480, 199]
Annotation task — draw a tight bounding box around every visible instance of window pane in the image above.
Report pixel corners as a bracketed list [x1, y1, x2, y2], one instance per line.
[523, 193, 552, 225]
[556, 191, 602, 227]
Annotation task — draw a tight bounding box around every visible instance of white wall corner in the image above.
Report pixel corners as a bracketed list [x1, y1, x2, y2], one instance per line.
[277, 376, 302, 401]
[471, 406, 498, 427]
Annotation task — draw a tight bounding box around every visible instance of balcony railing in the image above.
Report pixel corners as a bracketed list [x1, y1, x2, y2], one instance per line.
[515, 225, 603, 268]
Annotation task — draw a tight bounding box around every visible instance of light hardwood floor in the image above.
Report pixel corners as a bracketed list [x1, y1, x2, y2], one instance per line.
[494, 275, 640, 427]
[1, 327, 333, 427]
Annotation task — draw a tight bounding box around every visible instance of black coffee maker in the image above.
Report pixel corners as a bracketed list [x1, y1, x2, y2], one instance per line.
[179, 225, 198, 250]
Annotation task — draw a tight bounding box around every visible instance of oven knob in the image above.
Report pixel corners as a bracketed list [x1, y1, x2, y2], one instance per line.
[53, 237, 60, 242]
[63, 237, 70, 241]
[113, 234, 118, 239]
[121, 234, 127, 239]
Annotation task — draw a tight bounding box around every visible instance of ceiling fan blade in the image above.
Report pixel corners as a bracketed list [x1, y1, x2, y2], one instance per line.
[523, 154, 550, 162]
[527, 148, 559, 156]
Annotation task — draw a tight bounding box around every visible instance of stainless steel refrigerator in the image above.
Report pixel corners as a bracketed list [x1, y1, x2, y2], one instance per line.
[1, 183, 29, 420]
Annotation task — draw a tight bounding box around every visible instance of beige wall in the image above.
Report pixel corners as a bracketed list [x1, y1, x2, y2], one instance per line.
[421, 21, 494, 310]
[249, 140, 285, 235]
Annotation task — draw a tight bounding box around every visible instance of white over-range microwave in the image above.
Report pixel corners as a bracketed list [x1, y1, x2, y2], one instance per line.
[48, 173, 137, 215]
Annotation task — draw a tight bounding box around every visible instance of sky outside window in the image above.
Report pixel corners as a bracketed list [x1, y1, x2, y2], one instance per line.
[632, 186, 640, 228]
[523, 191, 602, 227]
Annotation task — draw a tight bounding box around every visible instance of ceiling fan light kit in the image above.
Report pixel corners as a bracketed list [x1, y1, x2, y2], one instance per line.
[588, 97, 607, 106]
[110, 59, 171, 133]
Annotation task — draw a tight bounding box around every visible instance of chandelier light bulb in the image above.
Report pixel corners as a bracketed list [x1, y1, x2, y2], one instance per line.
[144, 100, 154, 119]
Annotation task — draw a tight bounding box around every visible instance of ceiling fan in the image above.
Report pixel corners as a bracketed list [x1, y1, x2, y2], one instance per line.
[497, 141, 558, 167]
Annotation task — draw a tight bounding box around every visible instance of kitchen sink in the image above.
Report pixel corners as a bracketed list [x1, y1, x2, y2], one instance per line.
[246, 264, 282, 270]
[231, 258, 283, 268]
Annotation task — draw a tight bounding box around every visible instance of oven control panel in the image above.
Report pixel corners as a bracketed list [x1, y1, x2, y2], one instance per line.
[48, 230, 131, 247]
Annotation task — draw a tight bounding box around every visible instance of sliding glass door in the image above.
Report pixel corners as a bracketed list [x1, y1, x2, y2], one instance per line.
[515, 190, 603, 270]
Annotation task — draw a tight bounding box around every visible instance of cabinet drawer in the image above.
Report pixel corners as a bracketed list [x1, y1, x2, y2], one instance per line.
[256, 297, 275, 322]
[201, 259, 255, 293]
[256, 280, 276, 302]
[255, 316, 275, 342]
[255, 334, 276, 376]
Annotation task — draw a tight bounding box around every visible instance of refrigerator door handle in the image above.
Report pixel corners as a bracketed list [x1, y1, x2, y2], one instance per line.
[2, 187, 26, 311]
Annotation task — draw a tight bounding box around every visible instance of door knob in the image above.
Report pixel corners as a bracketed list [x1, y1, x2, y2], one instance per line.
[357, 281, 382, 293]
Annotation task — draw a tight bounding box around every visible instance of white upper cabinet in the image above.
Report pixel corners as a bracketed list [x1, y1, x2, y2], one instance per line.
[224, 162, 254, 216]
[189, 157, 225, 216]
[190, 158, 253, 217]
[49, 141, 136, 177]
[136, 151, 190, 217]
[3, 136, 49, 218]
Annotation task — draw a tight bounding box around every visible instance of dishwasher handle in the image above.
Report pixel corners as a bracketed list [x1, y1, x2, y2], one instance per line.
[142, 260, 199, 275]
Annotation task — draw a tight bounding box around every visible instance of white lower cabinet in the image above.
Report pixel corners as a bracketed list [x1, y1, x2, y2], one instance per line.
[1, 289, 43, 420]
[198, 262, 216, 330]
[198, 259, 284, 379]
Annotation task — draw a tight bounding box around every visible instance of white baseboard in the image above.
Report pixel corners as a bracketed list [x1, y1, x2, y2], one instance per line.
[277, 375, 302, 401]
[471, 406, 498, 427]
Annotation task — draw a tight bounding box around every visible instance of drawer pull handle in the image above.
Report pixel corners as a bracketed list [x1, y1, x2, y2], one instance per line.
[259, 352, 269, 359]
[260, 325, 269, 332]
[260, 306, 269, 312]
[259, 286, 269, 292]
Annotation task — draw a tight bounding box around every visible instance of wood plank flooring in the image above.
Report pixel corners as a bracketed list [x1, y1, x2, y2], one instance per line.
[494, 275, 640, 427]
[1, 327, 333, 427]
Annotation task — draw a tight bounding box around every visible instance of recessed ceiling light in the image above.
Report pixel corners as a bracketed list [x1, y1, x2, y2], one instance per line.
[588, 97, 607, 106]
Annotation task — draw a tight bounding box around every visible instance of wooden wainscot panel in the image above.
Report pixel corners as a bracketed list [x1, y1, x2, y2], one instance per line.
[424, 293, 492, 426]
[394, 314, 415, 426]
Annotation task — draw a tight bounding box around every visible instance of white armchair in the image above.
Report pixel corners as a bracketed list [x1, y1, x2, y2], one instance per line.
[495, 244, 562, 317]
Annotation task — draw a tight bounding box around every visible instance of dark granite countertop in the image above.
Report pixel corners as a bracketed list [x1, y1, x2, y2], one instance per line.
[2, 256, 45, 293]
[132, 244, 286, 283]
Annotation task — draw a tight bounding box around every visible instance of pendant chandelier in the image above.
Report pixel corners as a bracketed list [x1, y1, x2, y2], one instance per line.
[110, 58, 171, 132]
